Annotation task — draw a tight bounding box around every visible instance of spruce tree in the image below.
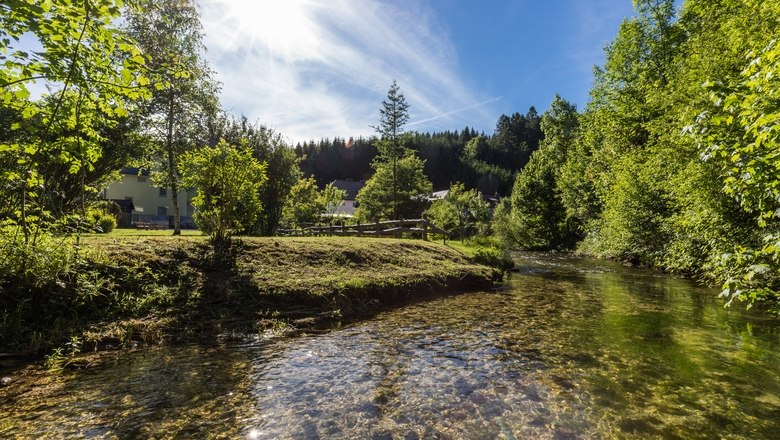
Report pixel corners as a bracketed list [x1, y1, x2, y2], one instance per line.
[372, 80, 411, 219]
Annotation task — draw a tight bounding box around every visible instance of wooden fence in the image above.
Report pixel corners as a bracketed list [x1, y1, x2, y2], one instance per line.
[279, 219, 452, 242]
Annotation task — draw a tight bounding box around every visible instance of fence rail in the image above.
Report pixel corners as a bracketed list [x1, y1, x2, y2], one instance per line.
[279, 219, 451, 242]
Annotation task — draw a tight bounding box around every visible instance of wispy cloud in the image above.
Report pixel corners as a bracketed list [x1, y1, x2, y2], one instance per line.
[200, 0, 498, 143]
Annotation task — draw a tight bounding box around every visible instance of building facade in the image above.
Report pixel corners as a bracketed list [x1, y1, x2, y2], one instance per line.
[103, 168, 195, 228]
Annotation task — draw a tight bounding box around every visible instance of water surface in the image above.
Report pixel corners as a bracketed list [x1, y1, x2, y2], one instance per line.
[1, 252, 779, 439]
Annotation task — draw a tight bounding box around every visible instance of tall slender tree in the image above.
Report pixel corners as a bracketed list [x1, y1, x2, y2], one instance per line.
[126, 0, 220, 234]
[372, 80, 411, 219]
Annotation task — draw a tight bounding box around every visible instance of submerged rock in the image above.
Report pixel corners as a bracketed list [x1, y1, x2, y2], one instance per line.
[1, 376, 11, 387]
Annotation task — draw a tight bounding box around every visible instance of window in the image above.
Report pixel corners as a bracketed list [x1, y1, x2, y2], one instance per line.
[159, 187, 167, 197]
[157, 206, 167, 216]
[137, 176, 147, 183]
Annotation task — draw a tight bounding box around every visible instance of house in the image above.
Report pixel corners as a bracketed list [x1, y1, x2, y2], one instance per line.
[329, 179, 365, 217]
[102, 168, 196, 228]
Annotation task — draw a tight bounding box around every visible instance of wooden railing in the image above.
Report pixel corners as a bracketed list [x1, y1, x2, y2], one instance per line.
[279, 219, 452, 242]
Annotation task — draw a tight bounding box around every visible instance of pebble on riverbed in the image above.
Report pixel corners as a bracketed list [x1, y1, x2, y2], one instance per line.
[1, 376, 11, 387]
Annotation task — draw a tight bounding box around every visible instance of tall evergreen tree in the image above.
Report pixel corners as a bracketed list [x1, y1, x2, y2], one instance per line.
[372, 80, 411, 219]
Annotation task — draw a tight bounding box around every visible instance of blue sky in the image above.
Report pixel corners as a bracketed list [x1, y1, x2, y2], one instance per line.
[199, 0, 636, 144]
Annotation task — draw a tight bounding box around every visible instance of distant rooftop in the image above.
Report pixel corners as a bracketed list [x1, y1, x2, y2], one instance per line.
[331, 179, 365, 200]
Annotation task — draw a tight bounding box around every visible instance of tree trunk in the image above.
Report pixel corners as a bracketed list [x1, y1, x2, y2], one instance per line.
[166, 94, 181, 235]
[392, 156, 398, 220]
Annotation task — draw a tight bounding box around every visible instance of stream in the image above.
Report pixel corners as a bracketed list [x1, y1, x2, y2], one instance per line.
[1, 252, 779, 439]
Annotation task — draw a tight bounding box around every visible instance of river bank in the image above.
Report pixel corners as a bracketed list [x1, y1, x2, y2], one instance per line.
[0, 236, 502, 365]
[2, 252, 778, 439]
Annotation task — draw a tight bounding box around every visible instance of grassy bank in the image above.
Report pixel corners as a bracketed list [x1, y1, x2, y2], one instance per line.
[1, 236, 501, 359]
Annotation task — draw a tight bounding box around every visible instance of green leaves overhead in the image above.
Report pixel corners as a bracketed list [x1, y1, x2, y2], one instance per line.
[1, 0, 150, 238]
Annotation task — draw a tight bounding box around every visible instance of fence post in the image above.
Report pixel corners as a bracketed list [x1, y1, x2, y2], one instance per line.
[422, 219, 428, 241]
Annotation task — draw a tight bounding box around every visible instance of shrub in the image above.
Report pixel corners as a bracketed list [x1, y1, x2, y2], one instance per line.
[86, 208, 116, 233]
[472, 246, 514, 273]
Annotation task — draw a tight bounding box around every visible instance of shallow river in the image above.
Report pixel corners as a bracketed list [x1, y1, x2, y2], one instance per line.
[2, 252, 779, 439]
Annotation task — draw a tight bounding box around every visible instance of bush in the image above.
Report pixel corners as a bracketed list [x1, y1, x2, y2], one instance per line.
[87, 208, 116, 233]
[472, 246, 514, 272]
[97, 214, 116, 233]
[0, 226, 80, 352]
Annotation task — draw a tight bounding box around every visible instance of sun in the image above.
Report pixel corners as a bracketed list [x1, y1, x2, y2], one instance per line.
[203, 0, 322, 61]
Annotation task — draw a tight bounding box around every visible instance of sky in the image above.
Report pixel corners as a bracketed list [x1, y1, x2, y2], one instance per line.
[199, 0, 636, 144]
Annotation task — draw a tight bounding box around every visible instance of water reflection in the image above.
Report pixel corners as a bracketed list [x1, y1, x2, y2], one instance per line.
[1, 252, 779, 439]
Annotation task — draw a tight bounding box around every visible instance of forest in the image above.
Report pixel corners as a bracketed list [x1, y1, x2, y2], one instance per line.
[1, 0, 778, 314]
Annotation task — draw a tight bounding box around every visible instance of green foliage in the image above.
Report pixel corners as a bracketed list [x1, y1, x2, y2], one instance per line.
[126, 0, 221, 235]
[544, 0, 780, 311]
[425, 182, 490, 239]
[0, 225, 76, 290]
[579, 151, 671, 263]
[0, 225, 85, 352]
[692, 39, 780, 308]
[500, 95, 580, 251]
[87, 208, 116, 233]
[460, 108, 544, 196]
[355, 155, 432, 222]
[320, 182, 347, 217]
[372, 80, 412, 220]
[1, 0, 149, 241]
[373, 80, 410, 161]
[179, 140, 267, 248]
[208, 116, 301, 235]
[283, 177, 324, 228]
[472, 246, 514, 273]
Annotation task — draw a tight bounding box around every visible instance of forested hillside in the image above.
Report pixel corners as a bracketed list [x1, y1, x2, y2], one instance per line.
[499, 0, 780, 309]
[295, 107, 542, 196]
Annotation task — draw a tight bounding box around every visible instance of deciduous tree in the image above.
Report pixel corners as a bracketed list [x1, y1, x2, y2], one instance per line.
[126, 0, 220, 235]
[179, 140, 266, 250]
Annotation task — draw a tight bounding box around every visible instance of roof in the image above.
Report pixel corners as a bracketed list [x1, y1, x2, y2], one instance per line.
[429, 189, 449, 201]
[331, 179, 365, 200]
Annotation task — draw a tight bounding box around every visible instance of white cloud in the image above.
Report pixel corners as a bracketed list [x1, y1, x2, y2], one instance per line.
[200, 0, 498, 143]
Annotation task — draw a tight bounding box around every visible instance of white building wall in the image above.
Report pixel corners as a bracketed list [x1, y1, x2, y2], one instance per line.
[104, 172, 195, 227]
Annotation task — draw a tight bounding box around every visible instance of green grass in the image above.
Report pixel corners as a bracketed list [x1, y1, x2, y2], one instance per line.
[107, 228, 203, 237]
[6, 235, 501, 355]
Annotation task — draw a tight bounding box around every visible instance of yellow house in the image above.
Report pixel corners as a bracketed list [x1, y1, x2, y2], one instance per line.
[102, 168, 196, 228]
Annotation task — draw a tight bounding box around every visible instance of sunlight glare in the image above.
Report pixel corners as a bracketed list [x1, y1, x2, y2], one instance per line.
[205, 0, 322, 61]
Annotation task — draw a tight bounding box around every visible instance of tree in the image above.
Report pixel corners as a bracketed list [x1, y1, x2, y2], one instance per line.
[372, 80, 411, 219]
[1, 0, 149, 241]
[502, 95, 580, 250]
[319, 183, 347, 218]
[126, 0, 220, 235]
[355, 155, 432, 222]
[179, 140, 266, 250]
[425, 183, 490, 240]
[283, 177, 323, 229]
[207, 116, 300, 235]
[693, 39, 780, 308]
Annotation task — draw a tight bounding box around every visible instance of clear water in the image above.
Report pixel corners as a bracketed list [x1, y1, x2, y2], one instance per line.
[2, 252, 779, 439]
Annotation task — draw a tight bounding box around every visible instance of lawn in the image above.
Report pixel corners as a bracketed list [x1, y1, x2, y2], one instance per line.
[107, 228, 203, 237]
